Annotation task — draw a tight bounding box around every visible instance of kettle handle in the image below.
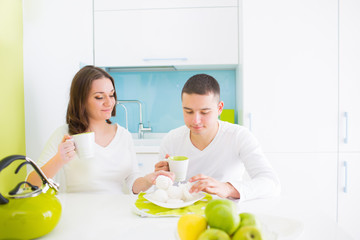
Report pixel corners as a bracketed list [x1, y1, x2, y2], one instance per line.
[0, 155, 26, 172]
[0, 155, 59, 204]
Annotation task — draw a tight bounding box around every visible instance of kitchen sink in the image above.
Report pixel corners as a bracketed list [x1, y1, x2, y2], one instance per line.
[132, 133, 165, 146]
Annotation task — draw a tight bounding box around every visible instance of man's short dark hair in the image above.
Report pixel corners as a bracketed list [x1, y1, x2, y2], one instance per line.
[181, 74, 220, 100]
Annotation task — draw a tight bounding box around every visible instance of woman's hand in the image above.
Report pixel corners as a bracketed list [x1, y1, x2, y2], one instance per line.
[28, 134, 76, 186]
[58, 134, 76, 164]
[132, 170, 175, 194]
[154, 154, 170, 171]
[189, 174, 240, 199]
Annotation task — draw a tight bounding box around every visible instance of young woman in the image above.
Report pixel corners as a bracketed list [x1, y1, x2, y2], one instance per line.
[28, 65, 173, 193]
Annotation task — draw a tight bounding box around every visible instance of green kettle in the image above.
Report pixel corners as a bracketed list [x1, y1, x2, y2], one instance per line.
[0, 155, 62, 239]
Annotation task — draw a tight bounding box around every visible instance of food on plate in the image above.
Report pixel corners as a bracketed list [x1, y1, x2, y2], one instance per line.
[151, 189, 169, 202]
[177, 214, 207, 240]
[155, 175, 173, 190]
[149, 176, 199, 203]
[167, 185, 183, 199]
[197, 229, 231, 240]
[205, 199, 240, 235]
[232, 226, 263, 240]
[180, 182, 194, 201]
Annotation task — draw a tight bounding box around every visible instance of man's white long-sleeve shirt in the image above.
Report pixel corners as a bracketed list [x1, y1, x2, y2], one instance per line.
[159, 120, 281, 202]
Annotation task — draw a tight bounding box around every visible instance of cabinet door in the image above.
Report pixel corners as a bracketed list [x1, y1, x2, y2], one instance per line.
[94, 7, 238, 67]
[94, 0, 238, 11]
[242, 0, 338, 153]
[267, 153, 338, 221]
[136, 153, 159, 176]
[338, 153, 360, 239]
[339, 0, 360, 152]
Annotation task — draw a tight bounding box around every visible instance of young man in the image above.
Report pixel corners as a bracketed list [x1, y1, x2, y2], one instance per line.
[155, 74, 280, 201]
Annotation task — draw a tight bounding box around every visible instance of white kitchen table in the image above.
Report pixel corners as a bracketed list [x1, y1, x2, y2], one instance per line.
[39, 193, 352, 240]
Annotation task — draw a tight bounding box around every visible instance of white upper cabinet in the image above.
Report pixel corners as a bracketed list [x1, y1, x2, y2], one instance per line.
[338, 1, 360, 239]
[94, 1, 238, 68]
[339, 0, 360, 152]
[242, 0, 338, 153]
[94, 0, 238, 10]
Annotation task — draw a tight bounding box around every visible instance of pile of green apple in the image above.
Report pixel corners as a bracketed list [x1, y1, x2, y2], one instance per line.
[198, 199, 263, 240]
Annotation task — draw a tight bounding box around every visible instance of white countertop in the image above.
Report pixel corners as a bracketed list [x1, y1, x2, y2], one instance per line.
[39, 193, 353, 240]
[134, 145, 160, 154]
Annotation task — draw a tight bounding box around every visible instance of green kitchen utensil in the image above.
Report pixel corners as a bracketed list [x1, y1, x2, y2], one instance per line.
[220, 109, 235, 124]
[0, 155, 61, 240]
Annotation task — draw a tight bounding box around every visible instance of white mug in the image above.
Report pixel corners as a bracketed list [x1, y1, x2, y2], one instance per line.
[167, 156, 189, 182]
[69, 132, 95, 159]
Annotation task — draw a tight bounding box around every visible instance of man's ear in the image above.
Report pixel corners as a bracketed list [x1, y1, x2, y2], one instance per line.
[218, 101, 224, 115]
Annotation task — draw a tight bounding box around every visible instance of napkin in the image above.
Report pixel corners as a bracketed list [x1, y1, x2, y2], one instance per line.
[133, 192, 212, 217]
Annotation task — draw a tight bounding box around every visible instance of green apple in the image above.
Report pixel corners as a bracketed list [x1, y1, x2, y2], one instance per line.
[205, 199, 240, 235]
[232, 226, 263, 240]
[239, 212, 258, 228]
[197, 229, 231, 240]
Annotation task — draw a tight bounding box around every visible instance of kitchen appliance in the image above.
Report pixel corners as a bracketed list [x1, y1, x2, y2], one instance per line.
[0, 155, 61, 239]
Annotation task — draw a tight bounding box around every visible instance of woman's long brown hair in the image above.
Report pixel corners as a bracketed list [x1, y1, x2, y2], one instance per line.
[66, 65, 117, 135]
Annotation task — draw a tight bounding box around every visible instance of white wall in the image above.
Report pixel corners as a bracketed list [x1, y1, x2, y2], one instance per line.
[23, 0, 93, 160]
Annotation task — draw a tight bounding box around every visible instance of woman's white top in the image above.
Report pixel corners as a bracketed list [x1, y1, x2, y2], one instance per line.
[159, 120, 281, 202]
[36, 124, 141, 194]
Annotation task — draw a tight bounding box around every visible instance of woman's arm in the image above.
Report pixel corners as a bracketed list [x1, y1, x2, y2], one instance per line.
[27, 135, 76, 186]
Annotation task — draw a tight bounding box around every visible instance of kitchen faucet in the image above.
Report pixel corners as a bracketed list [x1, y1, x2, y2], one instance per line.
[116, 100, 152, 139]
[117, 103, 128, 130]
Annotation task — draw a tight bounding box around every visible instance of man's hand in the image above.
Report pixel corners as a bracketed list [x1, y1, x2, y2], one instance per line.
[154, 154, 170, 172]
[154, 161, 169, 172]
[189, 174, 240, 199]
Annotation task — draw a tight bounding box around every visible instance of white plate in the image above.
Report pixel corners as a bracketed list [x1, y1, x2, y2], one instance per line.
[143, 192, 206, 209]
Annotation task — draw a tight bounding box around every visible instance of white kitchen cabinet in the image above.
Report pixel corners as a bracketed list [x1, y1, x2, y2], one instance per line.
[241, 0, 340, 229]
[136, 153, 159, 176]
[267, 153, 338, 221]
[242, 0, 338, 153]
[94, 0, 238, 11]
[94, 4, 238, 68]
[337, 1, 360, 239]
[339, 0, 360, 153]
[23, 0, 93, 160]
[338, 154, 360, 239]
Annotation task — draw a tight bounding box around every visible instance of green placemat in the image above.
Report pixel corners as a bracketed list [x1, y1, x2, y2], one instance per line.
[134, 192, 212, 217]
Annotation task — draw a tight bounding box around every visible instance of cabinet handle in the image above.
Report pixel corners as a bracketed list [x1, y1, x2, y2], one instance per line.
[343, 161, 348, 193]
[344, 112, 348, 144]
[143, 58, 188, 61]
[248, 113, 252, 132]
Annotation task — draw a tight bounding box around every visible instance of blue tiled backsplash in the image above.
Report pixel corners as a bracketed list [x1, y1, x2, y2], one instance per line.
[110, 69, 236, 133]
